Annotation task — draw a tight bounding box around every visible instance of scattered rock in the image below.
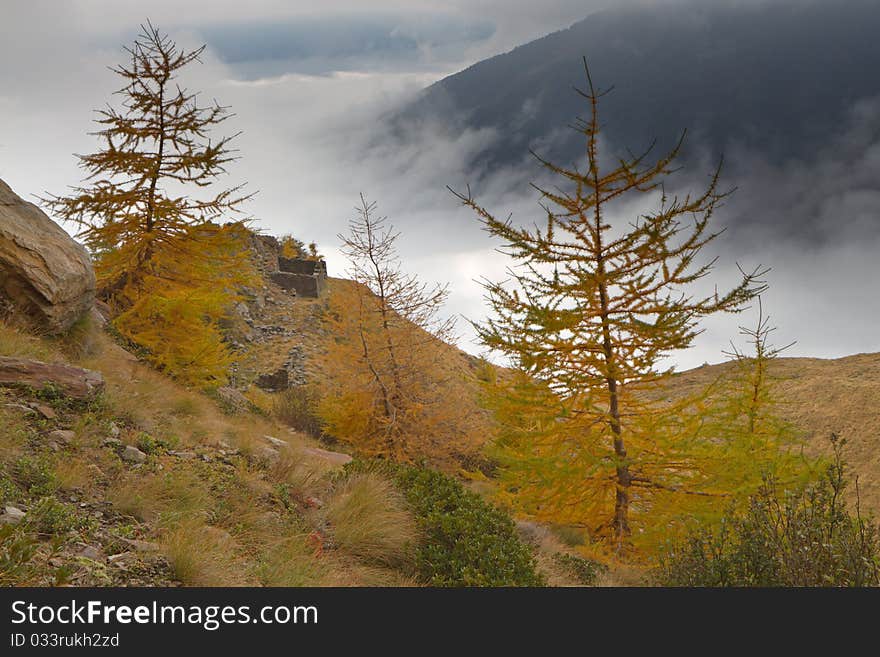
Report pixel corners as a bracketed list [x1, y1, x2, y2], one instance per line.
[120, 445, 147, 463]
[168, 450, 196, 460]
[253, 445, 280, 462]
[77, 545, 105, 562]
[0, 505, 26, 525]
[0, 357, 104, 400]
[48, 429, 75, 444]
[216, 386, 251, 413]
[0, 177, 96, 333]
[263, 435, 288, 448]
[302, 446, 352, 466]
[28, 402, 56, 419]
[108, 552, 136, 565]
[108, 422, 121, 438]
[4, 402, 36, 416]
[234, 302, 251, 321]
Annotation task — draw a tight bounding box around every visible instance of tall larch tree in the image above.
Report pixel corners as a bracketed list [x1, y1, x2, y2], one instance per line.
[452, 61, 767, 550]
[41, 22, 253, 384]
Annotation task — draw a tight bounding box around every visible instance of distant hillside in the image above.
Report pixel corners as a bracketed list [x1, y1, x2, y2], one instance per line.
[395, 0, 880, 173]
[665, 353, 880, 516]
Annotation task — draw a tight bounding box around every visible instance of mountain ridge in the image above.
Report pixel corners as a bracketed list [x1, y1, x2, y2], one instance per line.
[395, 0, 880, 175]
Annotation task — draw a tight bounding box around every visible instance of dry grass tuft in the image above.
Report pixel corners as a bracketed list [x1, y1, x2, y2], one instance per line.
[324, 473, 418, 567]
[267, 444, 321, 492]
[108, 468, 212, 525]
[162, 521, 251, 586]
[0, 404, 30, 461]
[256, 535, 327, 586]
[54, 459, 91, 491]
[0, 322, 55, 361]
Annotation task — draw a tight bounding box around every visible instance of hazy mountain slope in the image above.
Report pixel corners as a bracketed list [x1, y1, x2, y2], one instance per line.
[396, 0, 880, 172]
[666, 353, 880, 516]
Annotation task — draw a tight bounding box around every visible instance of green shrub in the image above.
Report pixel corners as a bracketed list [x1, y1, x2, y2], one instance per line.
[136, 433, 158, 454]
[26, 497, 90, 536]
[552, 552, 607, 585]
[657, 436, 880, 587]
[344, 461, 544, 586]
[0, 473, 20, 504]
[0, 524, 40, 585]
[12, 456, 57, 497]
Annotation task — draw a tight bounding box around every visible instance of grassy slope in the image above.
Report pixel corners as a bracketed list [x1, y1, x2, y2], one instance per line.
[665, 353, 880, 516]
[0, 319, 419, 586]
[0, 318, 579, 587]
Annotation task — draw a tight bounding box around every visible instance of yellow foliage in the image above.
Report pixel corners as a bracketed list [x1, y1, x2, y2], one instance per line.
[316, 281, 483, 464]
[111, 223, 256, 386]
[454, 62, 783, 553]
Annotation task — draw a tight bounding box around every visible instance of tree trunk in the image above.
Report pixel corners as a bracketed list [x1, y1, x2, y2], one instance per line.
[593, 155, 632, 546]
[607, 377, 632, 544]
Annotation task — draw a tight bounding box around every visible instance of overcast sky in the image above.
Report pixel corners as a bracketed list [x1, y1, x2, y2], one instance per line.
[2, 0, 877, 370]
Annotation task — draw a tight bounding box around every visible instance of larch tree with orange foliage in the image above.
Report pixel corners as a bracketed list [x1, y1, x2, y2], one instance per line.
[41, 22, 253, 385]
[452, 61, 768, 550]
[318, 195, 468, 461]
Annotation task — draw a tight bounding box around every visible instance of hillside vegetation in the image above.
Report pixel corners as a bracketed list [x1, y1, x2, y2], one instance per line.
[4, 19, 877, 586]
[0, 314, 580, 587]
[661, 353, 880, 517]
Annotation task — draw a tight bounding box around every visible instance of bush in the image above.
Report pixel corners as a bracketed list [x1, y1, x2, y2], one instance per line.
[273, 385, 324, 439]
[657, 436, 880, 587]
[552, 553, 607, 585]
[162, 522, 249, 586]
[256, 536, 327, 586]
[0, 473, 20, 504]
[0, 524, 39, 585]
[26, 497, 90, 536]
[345, 461, 544, 586]
[12, 456, 57, 497]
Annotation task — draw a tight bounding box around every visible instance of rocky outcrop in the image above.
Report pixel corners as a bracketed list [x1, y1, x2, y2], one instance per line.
[0, 356, 104, 399]
[0, 178, 96, 333]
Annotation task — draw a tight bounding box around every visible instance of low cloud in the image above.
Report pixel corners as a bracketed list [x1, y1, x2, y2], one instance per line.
[1, 0, 878, 370]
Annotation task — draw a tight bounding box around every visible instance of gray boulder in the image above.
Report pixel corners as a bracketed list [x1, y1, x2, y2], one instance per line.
[0, 178, 96, 333]
[121, 445, 147, 464]
[0, 506, 26, 525]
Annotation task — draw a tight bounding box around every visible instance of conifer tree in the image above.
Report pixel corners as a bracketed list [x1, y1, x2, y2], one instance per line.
[41, 22, 253, 384]
[696, 298, 815, 505]
[452, 61, 767, 548]
[318, 195, 468, 461]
